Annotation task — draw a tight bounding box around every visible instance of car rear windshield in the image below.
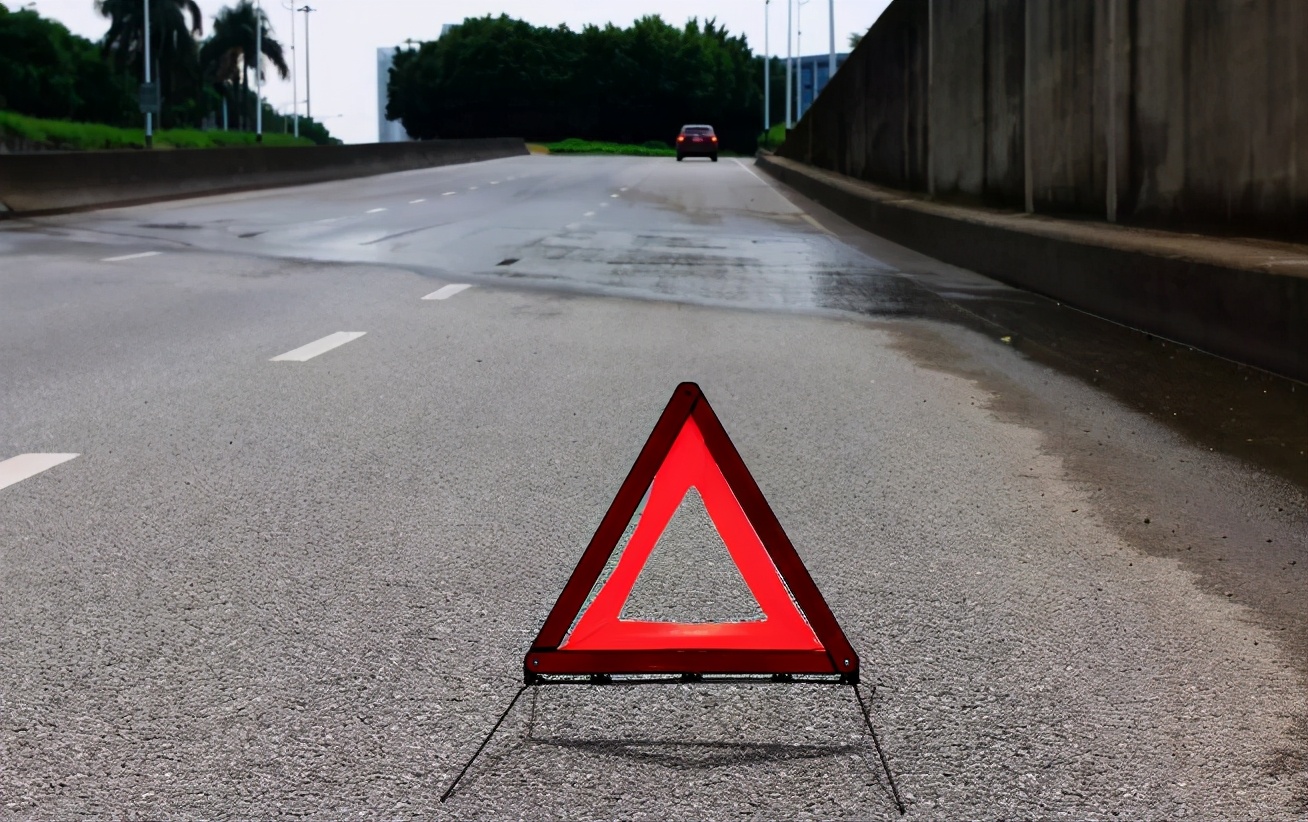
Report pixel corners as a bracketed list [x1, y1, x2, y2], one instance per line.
[682, 127, 713, 135]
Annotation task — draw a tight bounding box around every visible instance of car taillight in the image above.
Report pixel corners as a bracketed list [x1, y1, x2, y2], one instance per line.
[677, 136, 685, 142]
[711, 136, 718, 142]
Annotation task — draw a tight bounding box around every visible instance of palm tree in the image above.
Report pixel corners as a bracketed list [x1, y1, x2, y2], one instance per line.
[200, 1, 289, 131]
[97, 0, 205, 125]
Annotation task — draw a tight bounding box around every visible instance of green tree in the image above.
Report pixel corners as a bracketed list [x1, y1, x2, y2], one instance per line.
[0, 4, 135, 124]
[199, 1, 289, 132]
[388, 15, 764, 152]
[97, 0, 206, 127]
[849, 31, 864, 49]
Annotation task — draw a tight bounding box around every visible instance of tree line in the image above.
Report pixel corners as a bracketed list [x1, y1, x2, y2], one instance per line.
[0, 1, 336, 143]
[388, 15, 779, 153]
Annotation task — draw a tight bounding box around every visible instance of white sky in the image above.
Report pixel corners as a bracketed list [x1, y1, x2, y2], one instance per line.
[27, 0, 893, 144]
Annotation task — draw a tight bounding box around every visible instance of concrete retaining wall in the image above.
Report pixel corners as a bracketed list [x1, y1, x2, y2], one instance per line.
[0, 138, 528, 215]
[785, 0, 1308, 242]
[759, 153, 1308, 382]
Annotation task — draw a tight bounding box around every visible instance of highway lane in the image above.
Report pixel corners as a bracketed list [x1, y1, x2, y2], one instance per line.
[1, 154, 1306, 819]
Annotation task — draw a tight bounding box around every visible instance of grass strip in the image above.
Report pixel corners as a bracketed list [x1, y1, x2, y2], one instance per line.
[0, 111, 314, 151]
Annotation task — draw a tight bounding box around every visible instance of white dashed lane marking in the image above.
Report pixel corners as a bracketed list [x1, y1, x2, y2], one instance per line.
[102, 251, 160, 262]
[422, 284, 472, 301]
[270, 332, 366, 362]
[442, 191, 457, 196]
[366, 208, 387, 214]
[583, 211, 596, 217]
[410, 199, 426, 204]
[468, 186, 479, 191]
[0, 454, 79, 492]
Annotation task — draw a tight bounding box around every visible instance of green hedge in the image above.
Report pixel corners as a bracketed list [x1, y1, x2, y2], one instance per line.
[0, 110, 314, 150]
[545, 138, 676, 157]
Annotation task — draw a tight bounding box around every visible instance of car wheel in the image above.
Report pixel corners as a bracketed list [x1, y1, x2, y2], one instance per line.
[676, 154, 684, 162]
[711, 154, 719, 162]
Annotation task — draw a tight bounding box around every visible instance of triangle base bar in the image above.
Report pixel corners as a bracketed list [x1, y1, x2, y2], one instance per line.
[524, 648, 856, 682]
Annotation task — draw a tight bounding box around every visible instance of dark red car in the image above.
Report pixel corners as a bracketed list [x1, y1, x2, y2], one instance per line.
[676, 124, 719, 162]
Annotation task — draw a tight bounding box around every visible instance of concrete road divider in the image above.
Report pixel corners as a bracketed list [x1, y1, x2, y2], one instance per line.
[757, 153, 1308, 383]
[0, 138, 528, 216]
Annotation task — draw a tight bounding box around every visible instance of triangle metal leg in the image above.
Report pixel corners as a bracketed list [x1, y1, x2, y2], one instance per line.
[440, 684, 530, 803]
[853, 683, 906, 815]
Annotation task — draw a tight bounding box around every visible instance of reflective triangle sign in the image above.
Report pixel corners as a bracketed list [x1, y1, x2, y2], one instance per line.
[525, 383, 859, 683]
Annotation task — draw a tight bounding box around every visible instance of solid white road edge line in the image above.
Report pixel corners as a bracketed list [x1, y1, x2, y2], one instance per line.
[733, 157, 815, 214]
[271, 332, 367, 362]
[422, 284, 473, 301]
[0, 454, 79, 492]
[101, 251, 160, 262]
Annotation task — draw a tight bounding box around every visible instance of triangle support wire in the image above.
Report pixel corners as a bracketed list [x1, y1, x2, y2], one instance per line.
[441, 384, 904, 814]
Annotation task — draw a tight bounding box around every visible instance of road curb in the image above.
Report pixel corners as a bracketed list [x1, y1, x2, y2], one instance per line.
[756, 153, 1308, 383]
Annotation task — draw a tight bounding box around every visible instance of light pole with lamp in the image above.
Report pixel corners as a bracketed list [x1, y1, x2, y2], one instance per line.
[143, 0, 153, 148]
[281, 0, 297, 137]
[785, 0, 793, 128]
[300, 6, 315, 119]
[796, 0, 810, 119]
[763, 0, 770, 134]
[828, 0, 836, 82]
[255, 0, 263, 142]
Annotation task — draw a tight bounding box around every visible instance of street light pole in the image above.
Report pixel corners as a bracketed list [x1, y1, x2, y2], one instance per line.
[797, 0, 809, 119]
[143, 0, 152, 148]
[255, 0, 263, 142]
[282, 1, 297, 138]
[764, 0, 770, 133]
[785, 0, 792, 128]
[300, 6, 315, 119]
[828, 0, 836, 82]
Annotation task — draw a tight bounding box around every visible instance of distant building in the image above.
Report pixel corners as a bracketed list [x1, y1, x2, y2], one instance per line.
[795, 52, 851, 119]
[377, 25, 457, 143]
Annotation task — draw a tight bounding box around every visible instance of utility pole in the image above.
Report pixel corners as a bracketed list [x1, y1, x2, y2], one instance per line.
[785, 0, 793, 128]
[300, 6, 315, 119]
[764, 1, 770, 133]
[255, 0, 263, 142]
[143, 0, 152, 148]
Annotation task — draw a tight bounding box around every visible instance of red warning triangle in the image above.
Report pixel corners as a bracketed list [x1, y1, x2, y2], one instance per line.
[525, 383, 859, 682]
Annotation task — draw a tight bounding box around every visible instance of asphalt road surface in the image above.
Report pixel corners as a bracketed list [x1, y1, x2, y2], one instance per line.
[2, 155, 1306, 820]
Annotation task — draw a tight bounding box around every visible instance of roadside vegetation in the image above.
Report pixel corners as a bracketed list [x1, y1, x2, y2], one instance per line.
[544, 139, 676, 158]
[758, 123, 787, 151]
[0, 110, 311, 150]
[0, 1, 337, 148]
[387, 15, 795, 154]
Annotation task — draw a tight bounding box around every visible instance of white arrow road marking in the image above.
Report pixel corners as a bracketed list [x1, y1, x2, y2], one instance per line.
[271, 332, 367, 362]
[0, 454, 79, 492]
[423, 284, 472, 301]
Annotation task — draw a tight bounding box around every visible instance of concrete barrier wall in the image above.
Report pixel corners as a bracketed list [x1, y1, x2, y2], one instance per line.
[0, 138, 528, 215]
[759, 152, 1308, 382]
[784, 0, 1308, 242]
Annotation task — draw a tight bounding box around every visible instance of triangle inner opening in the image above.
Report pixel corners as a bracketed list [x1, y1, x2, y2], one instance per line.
[618, 486, 766, 624]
